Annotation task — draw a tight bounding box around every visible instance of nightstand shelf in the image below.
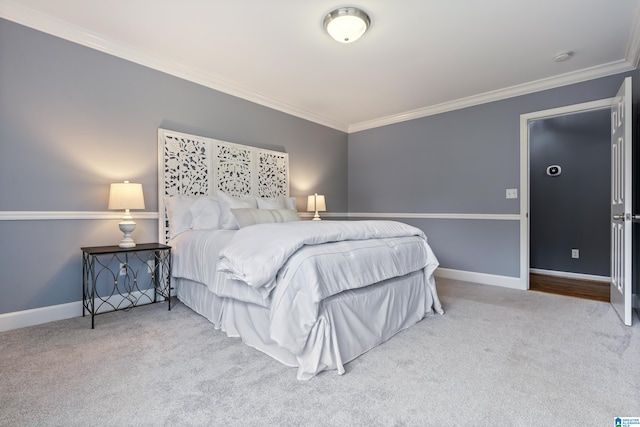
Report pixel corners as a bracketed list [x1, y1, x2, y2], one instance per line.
[81, 243, 172, 328]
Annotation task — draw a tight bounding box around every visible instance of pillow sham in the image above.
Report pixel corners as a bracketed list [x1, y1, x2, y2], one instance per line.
[189, 197, 223, 230]
[216, 190, 258, 229]
[231, 208, 301, 228]
[164, 195, 200, 239]
[256, 196, 297, 211]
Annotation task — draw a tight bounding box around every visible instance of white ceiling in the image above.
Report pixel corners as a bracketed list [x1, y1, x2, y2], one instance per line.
[2, 0, 640, 132]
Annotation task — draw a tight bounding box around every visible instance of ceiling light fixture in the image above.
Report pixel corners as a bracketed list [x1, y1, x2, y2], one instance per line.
[323, 7, 370, 43]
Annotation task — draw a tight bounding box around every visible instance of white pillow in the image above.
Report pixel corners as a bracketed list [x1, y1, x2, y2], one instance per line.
[256, 196, 297, 211]
[256, 196, 285, 210]
[216, 190, 258, 229]
[231, 208, 301, 228]
[189, 197, 223, 230]
[164, 195, 200, 239]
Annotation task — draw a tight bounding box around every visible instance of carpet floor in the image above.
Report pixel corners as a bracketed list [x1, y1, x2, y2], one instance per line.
[1, 278, 638, 426]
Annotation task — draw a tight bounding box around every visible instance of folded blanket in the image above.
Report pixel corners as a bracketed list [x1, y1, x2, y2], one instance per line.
[217, 220, 427, 288]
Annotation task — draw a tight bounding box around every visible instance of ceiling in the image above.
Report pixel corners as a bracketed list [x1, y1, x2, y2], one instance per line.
[2, 0, 640, 132]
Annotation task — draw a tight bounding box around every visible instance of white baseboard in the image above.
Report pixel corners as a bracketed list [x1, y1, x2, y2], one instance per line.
[0, 288, 176, 332]
[0, 301, 83, 332]
[435, 268, 524, 290]
[0, 270, 526, 332]
[529, 268, 610, 282]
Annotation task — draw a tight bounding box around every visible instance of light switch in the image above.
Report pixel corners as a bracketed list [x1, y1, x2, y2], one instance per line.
[506, 189, 518, 199]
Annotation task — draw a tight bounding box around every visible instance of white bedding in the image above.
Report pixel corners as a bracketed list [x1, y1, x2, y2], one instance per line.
[171, 229, 271, 307]
[217, 220, 428, 287]
[171, 220, 443, 379]
[267, 235, 440, 354]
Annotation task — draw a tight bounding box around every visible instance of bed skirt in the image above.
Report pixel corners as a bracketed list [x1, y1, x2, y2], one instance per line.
[176, 270, 435, 380]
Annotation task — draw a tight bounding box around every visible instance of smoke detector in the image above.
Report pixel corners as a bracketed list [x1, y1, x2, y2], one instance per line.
[553, 51, 574, 63]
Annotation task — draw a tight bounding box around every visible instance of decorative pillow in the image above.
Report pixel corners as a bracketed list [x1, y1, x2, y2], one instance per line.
[231, 208, 301, 228]
[284, 197, 297, 211]
[189, 197, 223, 230]
[164, 195, 200, 239]
[216, 190, 258, 229]
[256, 196, 297, 211]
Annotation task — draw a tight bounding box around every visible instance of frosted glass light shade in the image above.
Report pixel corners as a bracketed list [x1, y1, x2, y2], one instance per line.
[323, 7, 370, 43]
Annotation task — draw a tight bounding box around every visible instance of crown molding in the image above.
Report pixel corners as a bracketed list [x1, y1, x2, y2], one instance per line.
[348, 59, 635, 133]
[626, 3, 640, 69]
[0, 1, 349, 132]
[2, 0, 637, 135]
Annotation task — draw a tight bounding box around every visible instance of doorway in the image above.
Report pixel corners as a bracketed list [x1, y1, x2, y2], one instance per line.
[519, 98, 614, 296]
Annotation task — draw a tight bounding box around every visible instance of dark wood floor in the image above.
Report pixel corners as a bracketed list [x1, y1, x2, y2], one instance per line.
[529, 272, 610, 302]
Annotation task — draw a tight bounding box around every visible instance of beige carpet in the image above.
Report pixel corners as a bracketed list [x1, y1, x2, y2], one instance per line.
[1, 278, 638, 426]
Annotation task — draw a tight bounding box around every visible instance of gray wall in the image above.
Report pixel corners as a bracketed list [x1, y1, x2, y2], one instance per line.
[2, 17, 638, 315]
[348, 72, 634, 277]
[0, 19, 348, 314]
[529, 110, 611, 276]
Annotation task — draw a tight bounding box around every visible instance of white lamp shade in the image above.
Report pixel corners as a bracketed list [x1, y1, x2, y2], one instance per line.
[307, 194, 326, 212]
[323, 7, 370, 43]
[108, 181, 145, 210]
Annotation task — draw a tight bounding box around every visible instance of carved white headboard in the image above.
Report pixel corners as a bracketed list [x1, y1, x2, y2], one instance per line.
[157, 128, 289, 243]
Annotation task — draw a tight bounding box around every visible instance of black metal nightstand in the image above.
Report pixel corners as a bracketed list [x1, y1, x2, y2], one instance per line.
[81, 243, 172, 328]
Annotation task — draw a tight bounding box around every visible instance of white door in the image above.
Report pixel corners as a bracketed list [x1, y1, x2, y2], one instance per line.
[610, 76, 633, 326]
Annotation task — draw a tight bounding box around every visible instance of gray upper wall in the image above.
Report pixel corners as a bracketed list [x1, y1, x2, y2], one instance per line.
[348, 71, 635, 277]
[0, 18, 347, 314]
[348, 73, 634, 215]
[0, 18, 348, 214]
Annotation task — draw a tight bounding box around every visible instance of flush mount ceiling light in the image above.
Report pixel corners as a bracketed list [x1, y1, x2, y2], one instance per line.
[323, 7, 370, 43]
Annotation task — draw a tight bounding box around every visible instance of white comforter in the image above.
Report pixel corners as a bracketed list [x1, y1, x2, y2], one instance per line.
[172, 220, 443, 362]
[218, 220, 431, 287]
[217, 220, 442, 354]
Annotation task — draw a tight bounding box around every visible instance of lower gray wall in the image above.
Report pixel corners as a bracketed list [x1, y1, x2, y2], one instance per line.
[348, 72, 634, 278]
[0, 18, 347, 315]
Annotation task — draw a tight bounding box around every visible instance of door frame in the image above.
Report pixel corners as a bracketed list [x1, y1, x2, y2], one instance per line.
[519, 98, 614, 290]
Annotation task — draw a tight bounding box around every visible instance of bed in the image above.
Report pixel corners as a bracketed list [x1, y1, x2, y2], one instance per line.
[158, 128, 443, 380]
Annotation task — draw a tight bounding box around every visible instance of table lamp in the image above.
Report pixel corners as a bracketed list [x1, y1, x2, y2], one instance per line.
[108, 181, 145, 248]
[307, 193, 326, 221]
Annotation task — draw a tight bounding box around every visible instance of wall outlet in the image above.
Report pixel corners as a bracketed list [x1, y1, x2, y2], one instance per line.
[571, 249, 579, 259]
[119, 263, 127, 276]
[146, 260, 154, 274]
[506, 188, 518, 199]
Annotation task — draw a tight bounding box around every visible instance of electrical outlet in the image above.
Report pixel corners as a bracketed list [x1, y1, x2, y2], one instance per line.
[506, 189, 518, 199]
[146, 260, 154, 274]
[571, 249, 579, 259]
[119, 263, 127, 276]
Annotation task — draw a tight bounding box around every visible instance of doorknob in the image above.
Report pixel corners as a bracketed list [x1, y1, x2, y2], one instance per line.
[614, 213, 640, 221]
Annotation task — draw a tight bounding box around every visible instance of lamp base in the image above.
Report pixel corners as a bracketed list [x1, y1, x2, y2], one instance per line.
[118, 220, 137, 248]
[118, 239, 136, 249]
[312, 212, 322, 221]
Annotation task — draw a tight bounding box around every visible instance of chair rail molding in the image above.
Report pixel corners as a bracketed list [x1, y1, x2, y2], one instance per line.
[0, 211, 159, 221]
